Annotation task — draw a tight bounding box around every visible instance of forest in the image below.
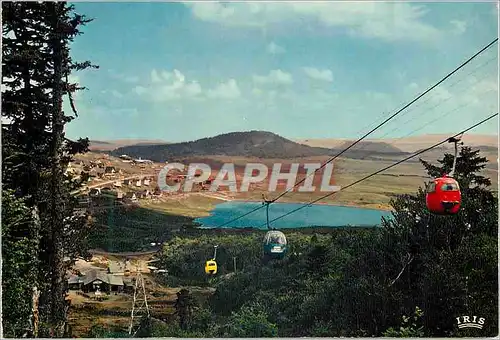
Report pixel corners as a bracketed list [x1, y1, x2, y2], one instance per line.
[89, 147, 498, 338]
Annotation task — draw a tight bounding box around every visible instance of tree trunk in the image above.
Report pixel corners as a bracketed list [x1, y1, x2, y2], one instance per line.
[31, 286, 40, 338]
[48, 2, 66, 336]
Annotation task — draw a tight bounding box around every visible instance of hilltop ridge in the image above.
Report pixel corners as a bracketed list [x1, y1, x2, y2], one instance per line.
[106, 130, 409, 161]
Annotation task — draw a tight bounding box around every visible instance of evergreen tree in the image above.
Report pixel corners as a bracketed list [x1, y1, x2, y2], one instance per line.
[381, 145, 498, 336]
[2, 2, 97, 336]
[1, 190, 41, 337]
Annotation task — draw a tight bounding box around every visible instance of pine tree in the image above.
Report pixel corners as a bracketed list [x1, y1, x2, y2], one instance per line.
[2, 1, 98, 336]
[1, 190, 41, 337]
[381, 145, 498, 336]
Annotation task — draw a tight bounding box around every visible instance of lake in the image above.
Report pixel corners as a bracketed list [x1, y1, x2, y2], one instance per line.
[195, 201, 393, 229]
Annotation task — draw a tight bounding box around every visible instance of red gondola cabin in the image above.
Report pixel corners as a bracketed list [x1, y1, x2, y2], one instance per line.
[425, 176, 461, 215]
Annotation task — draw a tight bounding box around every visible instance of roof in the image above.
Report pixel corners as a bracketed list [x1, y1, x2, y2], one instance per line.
[81, 269, 124, 286]
[68, 274, 84, 285]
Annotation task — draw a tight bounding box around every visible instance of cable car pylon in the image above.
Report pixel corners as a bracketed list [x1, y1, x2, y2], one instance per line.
[128, 269, 150, 336]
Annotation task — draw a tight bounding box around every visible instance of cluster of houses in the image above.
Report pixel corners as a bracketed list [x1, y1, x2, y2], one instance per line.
[67, 259, 167, 296]
[66, 159, 123, 181]
[69, 154, 222, 208]
[86, 175, 160, 203]
[67, 260, 135, 294]
[67, 154, 158, 183]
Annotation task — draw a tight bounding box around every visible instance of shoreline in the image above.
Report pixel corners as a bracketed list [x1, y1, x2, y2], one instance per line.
[214, 196, 394, 212]
[190, 191, 393, 212]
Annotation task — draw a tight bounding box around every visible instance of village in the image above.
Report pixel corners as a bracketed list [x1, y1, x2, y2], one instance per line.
[68, 153, 220, 208]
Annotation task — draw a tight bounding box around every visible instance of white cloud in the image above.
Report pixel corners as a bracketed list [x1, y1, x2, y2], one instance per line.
[266, 41, 285, 54]
[134, 68, 202, 102]
[303, 67, 333, 82]
[450, 19, 467, 35]
[135, 69, 244, 102]
[252, 69, 293, 85]
[207, 79, 241, 99]
[184, 2, 442, 42]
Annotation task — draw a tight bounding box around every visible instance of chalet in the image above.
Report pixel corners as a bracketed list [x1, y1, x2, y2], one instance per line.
[119, 155, 132, 161]
[135, 180, 142, 187]
[81, 269, 124, 293]
[89, 188, 101, 197]
[124, 192, 137, 201]
[104, 166, 116, 174]
[137, 190, 151, 199]
[115, 190, 124, 200]
[143, 178, 151, 186]
[113, 181, 122, 188]
[133, 158, 153, 164]
[68, 274, 84, 290]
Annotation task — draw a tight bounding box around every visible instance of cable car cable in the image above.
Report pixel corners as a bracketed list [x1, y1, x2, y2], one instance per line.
[269, 38, 498, 204]
[310, 62, 496, 172]
[351, 53, 496, 137]
[370, 60, 496, 138]
[95, 70, 495, 228]
[361, 88, 496, 155]
[212, 39, 497, 228]
[258, 112, 498, 227]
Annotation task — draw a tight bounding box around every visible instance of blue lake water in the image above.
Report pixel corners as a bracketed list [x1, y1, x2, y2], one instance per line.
[194, 201, 393, 229]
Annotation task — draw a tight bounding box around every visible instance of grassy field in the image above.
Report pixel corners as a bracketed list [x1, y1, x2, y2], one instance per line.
[138, 194, 221, 217]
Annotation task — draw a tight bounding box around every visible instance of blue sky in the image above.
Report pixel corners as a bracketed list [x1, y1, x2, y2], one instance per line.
[65, 1, 499, 142]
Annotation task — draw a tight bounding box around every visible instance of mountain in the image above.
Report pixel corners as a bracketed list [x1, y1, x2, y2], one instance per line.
[108, 131, 409, 161]
[89, 139, 169, 151]
[337, 140, 404, 154]
[297, 134, 498, 153]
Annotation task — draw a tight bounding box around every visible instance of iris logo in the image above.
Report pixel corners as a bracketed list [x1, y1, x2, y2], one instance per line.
[456, 315, 485, 329]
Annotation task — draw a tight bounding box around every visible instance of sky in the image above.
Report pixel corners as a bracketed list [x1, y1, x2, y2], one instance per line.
[64, 1, 499, 142]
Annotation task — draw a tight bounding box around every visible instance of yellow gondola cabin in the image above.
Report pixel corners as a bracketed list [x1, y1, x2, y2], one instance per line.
[205, 260, 217, 275]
